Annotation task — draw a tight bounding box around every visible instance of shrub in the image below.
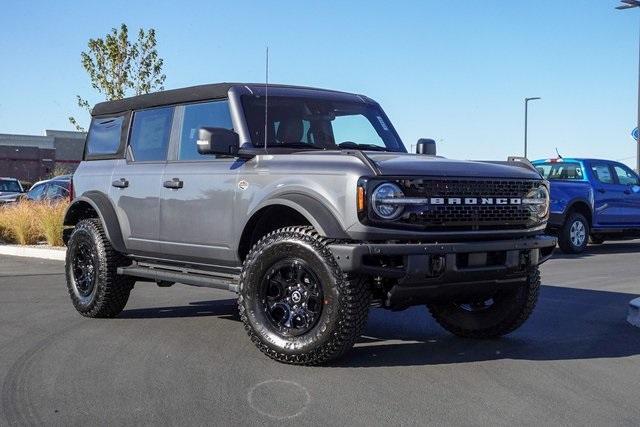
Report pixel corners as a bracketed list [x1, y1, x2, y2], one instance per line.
[0, 200, 69, 246]
[33, 201, 69, 246]
[0, 201, 41, 245]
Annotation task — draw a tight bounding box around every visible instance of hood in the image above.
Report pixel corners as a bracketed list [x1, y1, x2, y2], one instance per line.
[364, 152, 541, 179]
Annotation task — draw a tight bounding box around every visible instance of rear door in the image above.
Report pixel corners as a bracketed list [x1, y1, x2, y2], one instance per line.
[611, 163, 640, 225]
[109, 106, 174, 256]
[589, 162, 625, 225]
[158, 99, 238, 266]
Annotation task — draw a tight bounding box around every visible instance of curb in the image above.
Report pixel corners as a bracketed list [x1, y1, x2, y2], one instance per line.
[0, 245, 65, 261]
[628, 298, 640, 328]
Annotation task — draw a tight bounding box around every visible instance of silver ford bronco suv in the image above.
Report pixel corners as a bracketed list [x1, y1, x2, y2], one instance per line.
[64, 83, 556, 365]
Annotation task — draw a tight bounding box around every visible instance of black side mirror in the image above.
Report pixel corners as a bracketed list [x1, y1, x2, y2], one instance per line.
[416, 138, 436, 155]
[197, 127, 239, 156]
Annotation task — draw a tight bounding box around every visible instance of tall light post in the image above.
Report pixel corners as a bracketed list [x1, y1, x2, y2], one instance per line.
[524, 97, 541, 158]
[616, 0, 640, 172]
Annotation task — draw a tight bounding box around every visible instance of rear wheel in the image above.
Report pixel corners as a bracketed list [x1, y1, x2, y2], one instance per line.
[558, 212, 589, 254]
[65, 219, 134, 318]
[238, 226, 370, 365]
[427, 268, 540, 338]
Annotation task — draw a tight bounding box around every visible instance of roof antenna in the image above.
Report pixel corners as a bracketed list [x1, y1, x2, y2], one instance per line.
[555, 147, 563, 159]
[264, 46, 269, 152]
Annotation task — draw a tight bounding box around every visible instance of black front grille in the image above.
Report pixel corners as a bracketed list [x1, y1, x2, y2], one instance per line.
[374, 178, 543, 231]
[399, 178, 541, 198]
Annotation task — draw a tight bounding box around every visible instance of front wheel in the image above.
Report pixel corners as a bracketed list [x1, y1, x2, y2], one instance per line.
[238, 226, 370, 365]
[558, 212, 589, 254]
[427, 268, 541, 338]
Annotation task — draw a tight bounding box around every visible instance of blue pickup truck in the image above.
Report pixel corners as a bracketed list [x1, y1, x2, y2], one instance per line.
[532, 158, 640, 253]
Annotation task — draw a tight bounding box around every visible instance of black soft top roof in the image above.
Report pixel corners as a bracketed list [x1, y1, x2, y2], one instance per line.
[91, 83, 358, 116]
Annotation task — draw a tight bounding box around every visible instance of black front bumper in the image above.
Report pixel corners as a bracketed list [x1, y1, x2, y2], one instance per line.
[329, 235, 557, 308]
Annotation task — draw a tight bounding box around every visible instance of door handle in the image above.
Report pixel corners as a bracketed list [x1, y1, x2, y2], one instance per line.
[163, 178, 184, 189]
[597, 188, 606, 193]
[112, 178, 129, 188]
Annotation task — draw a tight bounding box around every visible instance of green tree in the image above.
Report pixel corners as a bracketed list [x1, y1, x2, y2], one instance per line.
[69, 24, 166, 131]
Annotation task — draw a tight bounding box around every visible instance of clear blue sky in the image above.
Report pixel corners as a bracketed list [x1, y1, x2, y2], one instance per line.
[1, 0, 638, 166]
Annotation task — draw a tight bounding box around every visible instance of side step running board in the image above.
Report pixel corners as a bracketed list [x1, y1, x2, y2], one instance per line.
[118, 264, 239, 293]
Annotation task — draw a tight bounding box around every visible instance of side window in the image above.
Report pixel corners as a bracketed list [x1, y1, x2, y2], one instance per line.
[178, 101, 233, 160]
[129, 107, 174, 162]
[591, 164, 614, 184]
[613, 164, 639, 185]
[45, 183, 69, 199]
[27, 183, 46, 200]
[86, 116, 124, 157]
[332, 114, 386, 148]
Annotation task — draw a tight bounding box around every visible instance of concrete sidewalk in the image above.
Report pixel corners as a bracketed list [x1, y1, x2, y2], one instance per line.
[0, 244, 65, 260]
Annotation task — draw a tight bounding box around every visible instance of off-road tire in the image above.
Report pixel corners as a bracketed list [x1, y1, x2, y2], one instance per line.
[558, 212, 589, 254]
[427, 267, 541, 338]
[65, 218, 134, 318]
[238, 226, 370, 365]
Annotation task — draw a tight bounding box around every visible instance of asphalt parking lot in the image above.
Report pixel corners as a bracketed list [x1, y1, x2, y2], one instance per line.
[1, 244, 639, 426]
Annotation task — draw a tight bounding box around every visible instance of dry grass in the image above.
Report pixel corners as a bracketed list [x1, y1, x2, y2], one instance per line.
[33, 201, 69, 246]
[0, 200, 69, 246]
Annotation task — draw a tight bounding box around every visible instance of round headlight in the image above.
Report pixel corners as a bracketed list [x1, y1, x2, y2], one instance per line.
[372, 182, 405, 219]
[523, 185, 549, 219]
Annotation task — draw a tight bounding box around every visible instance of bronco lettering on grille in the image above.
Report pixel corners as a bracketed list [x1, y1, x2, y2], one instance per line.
[429, 197, 522, 205]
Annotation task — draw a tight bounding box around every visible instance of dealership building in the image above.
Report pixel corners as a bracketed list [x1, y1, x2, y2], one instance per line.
[0, 130, 86, 183]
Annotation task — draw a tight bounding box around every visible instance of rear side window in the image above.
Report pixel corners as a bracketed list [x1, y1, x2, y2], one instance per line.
[591, 164, 614, 184]
[129, 107, 174, 162]
[86, 116, 124, 157]
[177, 101, 233, 160]
[535, 162, 584, 180]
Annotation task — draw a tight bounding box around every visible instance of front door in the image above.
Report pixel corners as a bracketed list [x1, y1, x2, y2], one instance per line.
[158, 100, 239, 266]
[109, 106, 174, 256]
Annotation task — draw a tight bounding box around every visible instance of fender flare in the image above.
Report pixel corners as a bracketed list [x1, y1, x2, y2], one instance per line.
[250, 193, 350, 240]
[63, 191, 126, 253]
[562, 197, 593, 223]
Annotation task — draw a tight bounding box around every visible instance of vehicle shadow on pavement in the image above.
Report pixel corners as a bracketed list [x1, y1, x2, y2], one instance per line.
[117, 299, 240, 321]
[552, 242, 640, 259]
[337, 285, 639, 368]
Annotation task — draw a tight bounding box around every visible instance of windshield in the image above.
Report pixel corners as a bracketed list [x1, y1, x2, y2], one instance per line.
[241, 95, 406, 152]
[0, 179, 21, 192]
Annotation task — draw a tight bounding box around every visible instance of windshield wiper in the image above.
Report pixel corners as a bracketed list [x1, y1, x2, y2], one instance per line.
[338, 142, 389, 152]
[273, 142, 324, 149]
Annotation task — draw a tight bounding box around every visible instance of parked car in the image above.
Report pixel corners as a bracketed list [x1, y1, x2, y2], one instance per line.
[24, 175, 72, 202]
[532, 158, 640, 253]
[0, 177, 25, 204]
[63, 83, 555, 365]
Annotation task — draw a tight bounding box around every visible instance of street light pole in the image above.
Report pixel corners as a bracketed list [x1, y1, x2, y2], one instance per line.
[617, 0, 640, 172]
[524, 97, 541, 158]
